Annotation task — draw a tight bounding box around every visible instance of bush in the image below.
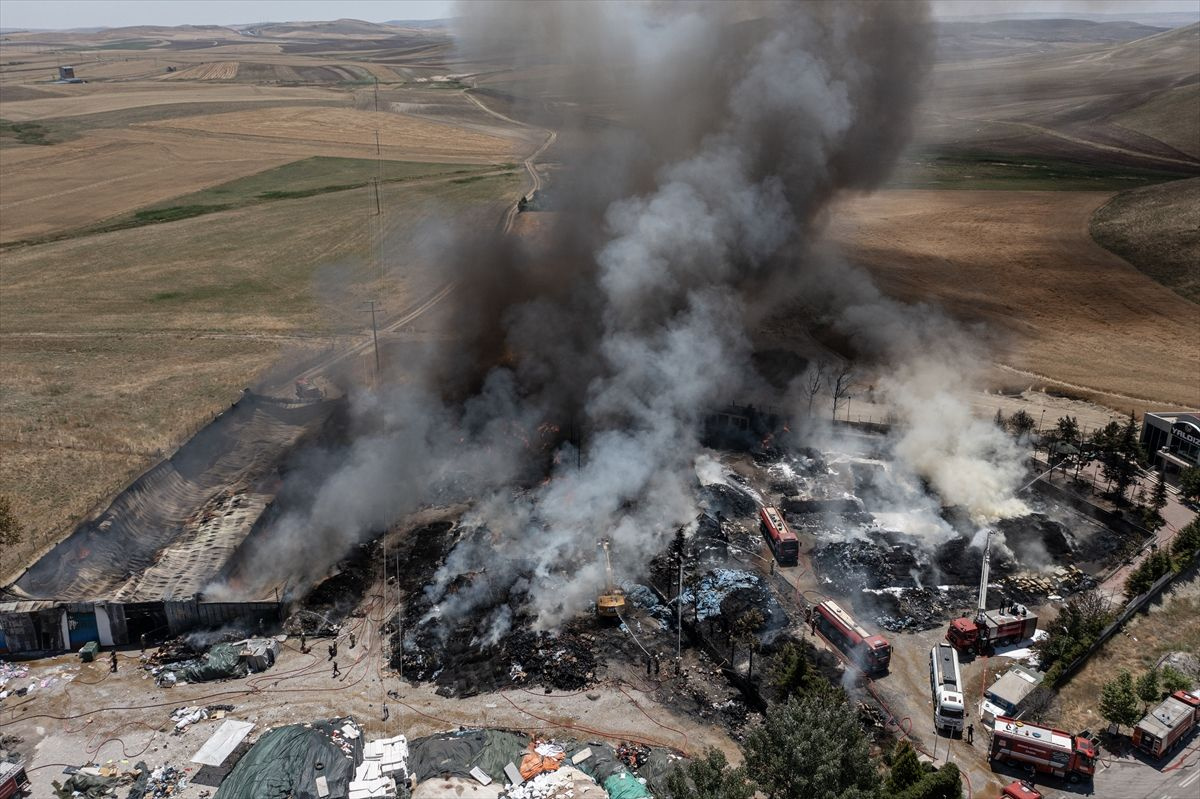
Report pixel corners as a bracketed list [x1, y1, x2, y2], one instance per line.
[1171, 518, 1200, 562]
[1160, 665, 1193, 694]
[1124, 550, 1173, 597]
[1180, 467, 1200, 504]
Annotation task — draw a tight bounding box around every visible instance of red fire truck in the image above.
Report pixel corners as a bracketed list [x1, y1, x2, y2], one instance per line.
[947, 605, 1038, 655]
[759, 506, 798, 566]
[1132, 689, 1200, 758]
[813, 600, 891, 676]
[990, 717, 1096, 783]
[946, 529, 1038, 655]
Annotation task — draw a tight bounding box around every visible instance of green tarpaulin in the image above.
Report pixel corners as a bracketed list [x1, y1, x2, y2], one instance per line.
[603, 772, 654, 799]
[214, 717, 362, 799]
[172, 643, 247, 683]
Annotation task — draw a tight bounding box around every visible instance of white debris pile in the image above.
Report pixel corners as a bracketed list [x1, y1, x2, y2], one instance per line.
[350, 733, 408, 798]
[503, 766, 609, 799]
[349, 758, 395, 799]
[171, 706, 209, 733]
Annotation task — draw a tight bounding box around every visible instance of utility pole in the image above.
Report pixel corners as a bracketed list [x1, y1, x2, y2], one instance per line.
[676, 553, 683, 660]
[362, 300, 382, 381]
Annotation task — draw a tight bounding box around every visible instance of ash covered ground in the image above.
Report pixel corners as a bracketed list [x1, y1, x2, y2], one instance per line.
[273, 426, 1132, 735]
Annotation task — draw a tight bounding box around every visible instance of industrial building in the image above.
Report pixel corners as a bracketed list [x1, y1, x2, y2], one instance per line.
[1141, 412, 1200, 475]
[0, 391, 336, 655]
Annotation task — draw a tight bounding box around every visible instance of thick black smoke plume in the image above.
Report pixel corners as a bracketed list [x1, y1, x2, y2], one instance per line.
[211, 1, 1023, 628]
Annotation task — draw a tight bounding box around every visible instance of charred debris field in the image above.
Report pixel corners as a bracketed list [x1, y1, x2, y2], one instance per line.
[273, 418, 1132, 732]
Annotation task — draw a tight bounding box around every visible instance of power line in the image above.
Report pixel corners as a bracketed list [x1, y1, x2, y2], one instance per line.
[361, 300, 382, 382]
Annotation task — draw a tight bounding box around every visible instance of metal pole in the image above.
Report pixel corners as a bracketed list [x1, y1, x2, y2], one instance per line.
[364, 300, 381, 380]
[676, 556, 683, 659]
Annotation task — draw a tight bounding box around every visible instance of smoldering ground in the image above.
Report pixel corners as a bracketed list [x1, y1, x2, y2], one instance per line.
[208, 1, 1028, 634]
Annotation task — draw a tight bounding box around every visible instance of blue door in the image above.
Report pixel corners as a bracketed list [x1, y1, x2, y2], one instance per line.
[68, 611, 99, 648]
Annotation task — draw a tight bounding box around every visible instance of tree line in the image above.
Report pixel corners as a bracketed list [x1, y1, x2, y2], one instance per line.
[668, 640, 963, 799]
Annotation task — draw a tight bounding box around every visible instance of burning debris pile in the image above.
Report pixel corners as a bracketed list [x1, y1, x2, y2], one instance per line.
[686, 569, 788, 638]
[283, 539, 379, 636]
[396, 618, 599, 698]
[812, 511, 1097, 631]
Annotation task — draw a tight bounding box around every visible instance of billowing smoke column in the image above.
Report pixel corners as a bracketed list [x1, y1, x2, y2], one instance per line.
[214, 1, 958, 625]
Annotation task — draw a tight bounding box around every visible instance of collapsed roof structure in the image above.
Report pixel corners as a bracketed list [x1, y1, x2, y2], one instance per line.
[0, 392, 336, 655]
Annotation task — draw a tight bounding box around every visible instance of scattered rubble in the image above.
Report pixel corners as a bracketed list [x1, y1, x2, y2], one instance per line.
[170, 704, 236, 734]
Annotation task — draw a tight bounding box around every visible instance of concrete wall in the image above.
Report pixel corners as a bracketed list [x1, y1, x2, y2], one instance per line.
[0, 612, 40, 653]
[1, 599, 281, 654]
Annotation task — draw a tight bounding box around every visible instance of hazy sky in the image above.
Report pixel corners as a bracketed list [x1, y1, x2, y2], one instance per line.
[0, 1, 454, 30]
[1, 0, 1196, 31]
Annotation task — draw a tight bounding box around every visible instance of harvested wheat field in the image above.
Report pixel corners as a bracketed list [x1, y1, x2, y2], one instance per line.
[0, 130, 293, 240]
[830, 189, 1200, 408]
[0, 171, 522, 573]
[161, 61, 240, 80]
[0, 83, 348, 121]
[144, 105, 521, 160]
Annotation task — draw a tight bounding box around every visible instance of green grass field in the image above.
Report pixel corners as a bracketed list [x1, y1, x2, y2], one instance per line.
[2, 157, 513, 247]
[0, 118, 55, 145]
[0, 99, 350, 149]
[890, 150, 1194, 190]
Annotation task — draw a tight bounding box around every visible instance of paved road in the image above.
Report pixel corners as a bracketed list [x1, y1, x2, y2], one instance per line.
[1090, 743, 1200, 799]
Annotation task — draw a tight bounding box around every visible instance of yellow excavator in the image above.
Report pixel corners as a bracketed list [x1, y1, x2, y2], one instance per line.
[596, 538, 626, 619]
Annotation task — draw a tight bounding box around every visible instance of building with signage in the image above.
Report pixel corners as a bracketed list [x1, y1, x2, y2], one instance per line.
[1142, 412, 1200, 475]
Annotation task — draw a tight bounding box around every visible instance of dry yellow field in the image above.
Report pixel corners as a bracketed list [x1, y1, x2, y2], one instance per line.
[1, 98, 522, 241]
[0, 130, 292, 240]
[829, 189, 1200, 408]
[161, 61, 240, 81]
[143, 105, 517, 158]
[0, 20, 534, 575]
[0, 170, 522, 579]
[0, 84, 348, 121]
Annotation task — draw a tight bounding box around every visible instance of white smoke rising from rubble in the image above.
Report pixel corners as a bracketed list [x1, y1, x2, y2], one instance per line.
[209, 1, 1040, 628]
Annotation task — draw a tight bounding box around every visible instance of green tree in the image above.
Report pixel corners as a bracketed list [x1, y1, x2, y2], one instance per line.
[1124, 549, 1172, 597]
[1151, 468, 1169, 514]
[1009, 410, 1035, 441]
[666, 748, 755, 799]
[733, 608, 766, 678]
[896, 763, 963, 799]
[770, 641, 813, 701]
[744, 694, 879, 799]
[1179, 466, 1200, 504]
[0, 496, 20, 547]
[1136, 668, 1160, 709]
[1047, 415, 1081, 473]
[1099, 671, 1142, 730]
[1160, 665, 1192, 694]
[1038, 590, 1113, 681]
[885, 740, 924, 794]
[1107, 412, 1145, 503]
[1172, 518, 1200, 562]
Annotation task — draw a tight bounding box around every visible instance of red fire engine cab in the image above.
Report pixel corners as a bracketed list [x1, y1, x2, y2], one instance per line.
[990, 717, 1096, 783]
[759, 506, 798, 566]
[813, 600, 891, 676]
